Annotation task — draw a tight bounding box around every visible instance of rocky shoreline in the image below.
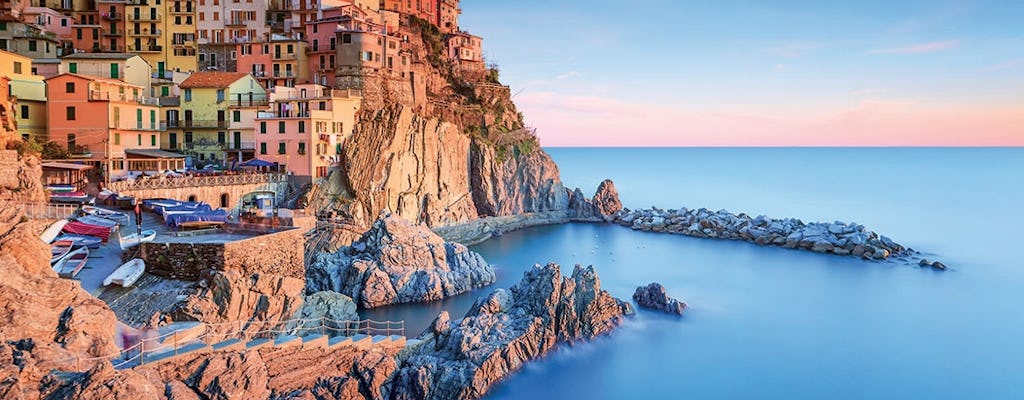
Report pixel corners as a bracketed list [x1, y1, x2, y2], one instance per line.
[614, 207, 926, 262]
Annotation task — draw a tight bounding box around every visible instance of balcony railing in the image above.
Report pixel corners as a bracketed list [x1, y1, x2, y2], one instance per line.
[127, 14, 160, 22]
[257, 110, 310, 119]
[271, 71, 296, 78]
[225, 141, 256, 150]
[225, 19, 248, 27]
[89, 90, 159, 105]
[108, 173, 286, 192]
[13, 28, 58, 40]
[169, 7, 193, 14]
[181, 120, 229, 129]
[227, 97, 269, 108]
[130, 28, 162, 36]
[69, 145, 92, 157]
[272, 53, 298, 61]
[127, 44, 163, 52]
[102, 12, 121, 20]
[158, 96, 180, 107]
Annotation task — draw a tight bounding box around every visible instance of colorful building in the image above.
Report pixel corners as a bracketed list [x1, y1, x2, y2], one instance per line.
[59, 53, 152, 92]
[445, 30, 482, 69]
[44, 73, 166, 179]
[195, 0, 267, 45]
[0, 18, 62, 57]
[255, 83, 360, 182]
[0, 49, 47, 142]
[163, 0, 197, 72]
[177, 71, 267, 166]
[236, 35, 308, 89]
[96, 0, 126, 52]
[437, 0, 459, 33]
[124, 0, 164, 64]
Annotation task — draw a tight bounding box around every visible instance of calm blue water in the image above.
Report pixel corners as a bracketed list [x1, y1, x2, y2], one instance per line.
[378, 148, 1024, 399]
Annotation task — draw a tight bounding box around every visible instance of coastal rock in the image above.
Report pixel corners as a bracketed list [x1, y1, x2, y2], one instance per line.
[632, 283, 687, 316]
[470, 137, 570, 219]
[308, 215, 496, 308]
[391, 263, 633, 400]
[294, 291, 359, 333]
[170, 269, 306, 336]
[592, 179, 623, 219]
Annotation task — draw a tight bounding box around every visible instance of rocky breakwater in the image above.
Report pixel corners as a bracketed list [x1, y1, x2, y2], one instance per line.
[391, 263, 634, 400]
[633, 283, 687, 316]
[617, 207, 918, 261]
[308, 214, 496, 308]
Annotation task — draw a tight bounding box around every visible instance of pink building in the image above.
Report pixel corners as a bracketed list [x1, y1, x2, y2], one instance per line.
[254, 83, 361, 183]
[44, 73, 173, 179]
[445, 30, 482, 68]
[19, 7, 73, 39]
[236, 36, 308, 89]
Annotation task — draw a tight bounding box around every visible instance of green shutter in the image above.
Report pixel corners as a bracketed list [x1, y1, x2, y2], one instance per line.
[110, 63, 118, 79]
[150, 110, 155, 129]
[69, 63, 77, 73]
[136, 109, 142, 129]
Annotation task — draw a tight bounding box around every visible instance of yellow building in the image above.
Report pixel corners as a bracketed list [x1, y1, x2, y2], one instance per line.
[0, 49, 48, 142]
[178, 72, 267, 166]
[164, 0, 197, 73]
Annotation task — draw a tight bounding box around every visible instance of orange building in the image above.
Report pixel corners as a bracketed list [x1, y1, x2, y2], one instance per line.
[44, 73, 176, 180]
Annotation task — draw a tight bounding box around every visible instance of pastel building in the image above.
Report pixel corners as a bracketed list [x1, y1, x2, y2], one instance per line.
[195, 0, 266, 45]
[19, 7, 73, 39]
[178, 72, 267, 165]
[96, 0, 126, 52]
[163, 0, 197, 72]
[437, 0, 459, 33]
[445, 30, 482, 69]
[0, 49, 47, 142]
[235, 35, 308, 89]
[124, 0, 164, 63]
[255, 83, 361, 182]
[0, 19, 62, 57]
[44, 73, 168, 178]
[59, 53, 152, 92]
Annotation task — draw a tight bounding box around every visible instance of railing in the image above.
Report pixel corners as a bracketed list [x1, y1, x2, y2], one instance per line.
[225, 19, 248, 27]
[271, 71, 296, 78]
[181, 119, 229, 129]
[130, 28, 162, 36]
[225, 141, 256, 150]
[228, 98, 269, 108]
[52, 316, 405, 371]
[158, 96, 180, 107]
[127, 13, 160, 22]
[258, 110, 310, 119]
[13, 27, 58, 40]
[273, 53, 298, 61]
[109, 173, 286, 192]
[11, 202, 80, 220]
[126, 45, 163, 52]
[89, 90, 159, 105]
[102, 12, 121, 20]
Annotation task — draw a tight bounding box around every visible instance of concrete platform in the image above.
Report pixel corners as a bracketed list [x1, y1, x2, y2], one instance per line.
[143, 342, 210, 365]
[156, 322, 206, 346]
[328, 336, 353, 349]
[211, 338, 244, 352]
[246, 338, 273, 350]
[274, 335, 302, 349]
[351, 334, 372, 350]
[301, 334, 328, 349]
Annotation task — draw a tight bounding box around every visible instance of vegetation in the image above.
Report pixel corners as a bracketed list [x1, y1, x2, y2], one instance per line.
[12, 138, 41, 156]
[39, 140, 70, 159]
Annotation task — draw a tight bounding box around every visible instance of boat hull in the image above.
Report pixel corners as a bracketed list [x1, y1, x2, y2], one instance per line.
[103, 258, 146, 287]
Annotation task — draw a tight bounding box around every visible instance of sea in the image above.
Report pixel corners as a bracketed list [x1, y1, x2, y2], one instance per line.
[366, 147, 1024, 399]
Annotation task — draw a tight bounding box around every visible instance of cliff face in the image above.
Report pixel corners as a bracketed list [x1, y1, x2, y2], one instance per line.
[470, 138, 569, 218]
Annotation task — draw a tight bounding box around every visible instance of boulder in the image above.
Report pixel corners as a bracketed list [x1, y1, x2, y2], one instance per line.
[632, 282, 687, 316]
[592, 179, 623, 218]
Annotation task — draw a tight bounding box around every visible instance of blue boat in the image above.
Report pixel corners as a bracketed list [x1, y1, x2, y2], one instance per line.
[54, 234, 103, 249]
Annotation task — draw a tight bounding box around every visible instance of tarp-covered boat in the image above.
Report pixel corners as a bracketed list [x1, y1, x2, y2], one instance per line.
[50, 191, 92, 204]
[62, 221, 112, 242]
[166, 209, 229, 228]
[77, 215, 120, 229]
[82, 205, 129, 222]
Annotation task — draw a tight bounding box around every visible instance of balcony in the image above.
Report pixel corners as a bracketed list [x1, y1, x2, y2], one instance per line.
[158, 96, 180, 107]
[102, 30, 121, 36]
[12, 27, 58, 40]
[225, 19, 248, 27]
[271, 71, 296, 78]
[257, 110, 311, 119]
[127, 44, 163, 53]
[227, 94, 270, 108]
[169, 7, 193, 14]
[181, 120, 229, 129]
[127, 13, 160, 22]
[225, 141, 255, 150]
[89, 90, 159, 105]
[272, 53, 298, 61]
[130, 28, 161, 36]
[69, 145, 92, 158]
[101, 12, 121, 20]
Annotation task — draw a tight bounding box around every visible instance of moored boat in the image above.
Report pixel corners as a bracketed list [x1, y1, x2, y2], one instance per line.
[54, 234, 103, 250]
[81, 205, 129, 222]
[40, 219, 69, 244]
[77, 215, 120, 229]
[103, 258, 146, 287]
[50, 240, 74, 263]
[53, 247, 89, 278]
[50, 191, 92, 204]
[120, 230, 157, 251]
[46, 184, 76, 193]
[115, 195, 136, 210]
[62, 221, 113, 242]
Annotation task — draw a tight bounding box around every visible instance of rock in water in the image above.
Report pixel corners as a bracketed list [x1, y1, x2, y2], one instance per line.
[391, 263, 633, 400]
[592, 179, 623, 219]
[308, 215, 496, 308]
[633, 282, 688, 315]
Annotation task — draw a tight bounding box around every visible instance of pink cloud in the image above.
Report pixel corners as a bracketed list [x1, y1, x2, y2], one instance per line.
[867, 40, 961, 55]
[517, 92, 1024, 147]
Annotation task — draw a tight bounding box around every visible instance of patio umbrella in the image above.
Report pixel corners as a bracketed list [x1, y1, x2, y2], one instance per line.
[239, 159, 275, 168]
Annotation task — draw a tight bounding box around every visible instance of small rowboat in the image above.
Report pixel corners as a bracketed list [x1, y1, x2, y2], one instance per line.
[103, 258, 145, 287]
[82, 205, 129, 222]
[54, 234, 103, 250]
[51, 240, 74, 263]
[77, 215, 120, 229]
[53, 247, 89, 278]
[46, 184, 76, 193]
[120, 230, 157, 251]
[50, 191, 92, 204]
[40, 219, 69, 244]
[178, 220, 226, 230]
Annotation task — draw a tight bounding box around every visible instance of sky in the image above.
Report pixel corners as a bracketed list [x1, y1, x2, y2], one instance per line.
[460, 0, 1024, 146]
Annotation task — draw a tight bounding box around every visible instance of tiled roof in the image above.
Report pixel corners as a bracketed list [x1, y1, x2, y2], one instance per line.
[179, 72, 249, 89]
[44, 73, 137, 87]
[60, 53, 136, 60]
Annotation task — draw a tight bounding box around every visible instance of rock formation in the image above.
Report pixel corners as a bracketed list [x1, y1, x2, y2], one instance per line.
[294, 291, 359, 333]
[169, 269, 306, 335]
[592, 179, 623, 219]
[391, 263, 634, 399]
[633, 283, 688, 316]
[308, 215, 496, 308]
[616, 207, 921, 262]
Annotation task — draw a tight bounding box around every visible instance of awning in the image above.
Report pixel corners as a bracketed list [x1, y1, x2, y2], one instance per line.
[240, 158, 275, 167]
[124, 149, 187, 159]
[42, 162, 94, 171]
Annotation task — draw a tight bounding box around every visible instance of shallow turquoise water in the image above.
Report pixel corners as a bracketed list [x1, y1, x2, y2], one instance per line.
[377, 148, 1024, 399]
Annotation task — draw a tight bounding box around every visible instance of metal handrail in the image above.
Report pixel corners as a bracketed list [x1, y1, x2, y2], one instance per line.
[108, 173, 286, 192]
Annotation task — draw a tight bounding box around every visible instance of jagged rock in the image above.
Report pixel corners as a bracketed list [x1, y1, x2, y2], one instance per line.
[170, 269, 306, 336]
[391, 263, 632, 400]
[308, 215, 496, 308]
[632, 283, 687, 316]
[592, 179, 623, 219]
[295, 291, 359, 334]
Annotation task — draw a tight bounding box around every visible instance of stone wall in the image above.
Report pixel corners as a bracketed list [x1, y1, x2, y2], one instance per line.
[136, 227, 304, 281]
[113, 179, 288, 212]
[0, 150, 20, 191]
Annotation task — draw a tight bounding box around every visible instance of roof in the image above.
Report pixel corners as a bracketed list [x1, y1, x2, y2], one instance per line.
[60, 53, 137, 60]
[179, 72, 250, 89]
[125, 149, 187, 159]
[42, 162, 94, 171]
[44, 73, 140, 88]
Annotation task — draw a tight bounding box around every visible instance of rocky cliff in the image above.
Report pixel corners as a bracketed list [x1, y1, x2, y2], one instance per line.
[308, 215, 495, 308]
[391, 263, 634, 400]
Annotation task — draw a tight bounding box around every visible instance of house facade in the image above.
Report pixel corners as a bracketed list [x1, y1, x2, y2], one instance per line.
[58, 52, 152, 92]
[177, 71, 266, 166]
[0, 49, 47, 142]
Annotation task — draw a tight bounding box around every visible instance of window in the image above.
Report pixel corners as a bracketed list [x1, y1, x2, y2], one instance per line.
[297, 142, 305, 155]
[330, 37, 336, 50]
[161, 86, 169, 96]
[92, 29, 98, 40]
[230, 50, 236, 60]
[312, 39, 318, 50]
[260, 142, 266, 154]
[230, 110, 239, 122]
[76, 28, 82, 40]
[65, 82, 75, 93]
[260, 121, 266, 134]
[278, 121, 285, 133]
[278, 142, 286, 154]
[185, 132, 193, 143]
[216, 89, 224, 102]
[114, 133, 121, 145]
[286, 44, 293, 53]
[136, 109, 142, 129]
[342, 33, 351, 44]
[150, 110, 156, 129]
[137, 134, 142, 145]
[298, 121, 305, 133]
[66, 106, 76, 120]
[151, 135, 156, 146]
[217, 132, 225, 144]
[61, 19, 67, 26]
[20, 105, 28, 119]
[198, 53, 205, 62]
[184, 88, 192, 101]
[12, 61, 21, 74]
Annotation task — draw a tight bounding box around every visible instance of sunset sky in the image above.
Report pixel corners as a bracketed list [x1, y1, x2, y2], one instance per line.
[462, 0, 1024, 146]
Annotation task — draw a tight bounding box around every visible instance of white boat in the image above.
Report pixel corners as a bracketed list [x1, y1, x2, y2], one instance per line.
[82, 205, 129, 222]
[103, 258, 146, 287]
[120, 230, 157, 251]
[53, 247, 89, 278]
[51, 240, 74, 264]
[40, 219, 69, 244]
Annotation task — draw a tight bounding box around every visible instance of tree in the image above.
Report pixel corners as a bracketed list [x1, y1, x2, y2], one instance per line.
[39, 140, 70, 160]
